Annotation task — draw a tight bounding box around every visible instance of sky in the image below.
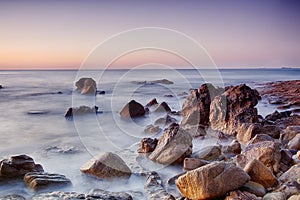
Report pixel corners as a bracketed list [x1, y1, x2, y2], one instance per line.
[0, 0, 300, 69]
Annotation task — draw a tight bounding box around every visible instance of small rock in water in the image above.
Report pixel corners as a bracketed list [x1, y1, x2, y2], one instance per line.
[120, 100, 145, 118]
[164, 94, 173, 97]
[27, 110, 49, 115]
[0, 155, 43, 179]
[154, 114, 177, 126]
[75, 77, 97, 95]
[145, 98, 158, 107]
[80, 152, 131, 179]
[31, 191, 85, 200]
[87, 189, 132, 200]
[97, 90, 105, 95]
[152, 102, 171, 113]
[151, 79, 174, 85]
[0, 194, 26, 200]
[144, 125, 161, 134]
[137, 138, 158, 153]
[64, 106, 99, 117]
[24, 172, 71, 190]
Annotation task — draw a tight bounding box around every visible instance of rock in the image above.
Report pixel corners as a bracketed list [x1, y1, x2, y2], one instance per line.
[0, 195, 26, 200]
[225, 190, 261, 200]
[241, 181, 266, 197]
[145, 98, 158, 107]
[176, 161, 250, 200]
[120, 100, 145, 118]
[153, 102, 171, 113]
[279, 163, 300, 185]
[144, 171, 175, 200]
[236, 123, 261, 145]
[280, 149, 293, 171]
[243, 159, 278, 189]
[0, 85, 2, 89]
[24, 172, 71, 190]
[0, 155, 43, 179]
[274, 115, 300, 129]
[31, 192, 85, 200]
[261, 125, 282, 139]
[210, 84, 260, 135]
[164, 94, 174, 97]
[247, 134, 275, 145]
[97, 90, 105, 95]
[80, 152, 131, 179]
[183, 158, 209, 171]
[64, 106, 99, 117]
[75, 77, 97, 95]
[154, 115, 177, 126]
[137, 138, 158, 153]
[181, 84, 223, 135]
[149, 123, 193, 164]
[297, 151, 300, 161]
[265, 110, 292, 122]
[192, 145, 221, 161]
[288, 195, 300, 200]
[87, 189, 132, 200]
[152, 79, 174, 85]
[282, 126, 300, 146]
[263, 192, 286, 200]
[238, 141, 281, 173]
[288, 134, 300, 151]
[144, 125, 161, 134]
[277, 104, 291, 109]
[222, 139, 242, 155]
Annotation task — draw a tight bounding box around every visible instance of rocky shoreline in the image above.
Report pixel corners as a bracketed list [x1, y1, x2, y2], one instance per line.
[1, 79, 300, 200]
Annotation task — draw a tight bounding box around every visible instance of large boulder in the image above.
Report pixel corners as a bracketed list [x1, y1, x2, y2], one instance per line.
[80, 152, 131, 179]
[176, 161, 250, 199]
[149, 123, 193, 164]
[180, 83, 222, 136]
[75, 77, 97, 95]
[24, 172, 71, 190]
[0, 155, 43, 179]
[120, 100, 145, 118]
[237, 141, 281, 173]
[210, 84, 260, 135]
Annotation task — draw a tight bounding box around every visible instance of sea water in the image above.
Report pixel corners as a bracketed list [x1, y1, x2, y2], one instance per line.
[0, 68, 299, 198]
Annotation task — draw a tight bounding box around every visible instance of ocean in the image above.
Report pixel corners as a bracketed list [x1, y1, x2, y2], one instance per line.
[0, 68, 299, 198]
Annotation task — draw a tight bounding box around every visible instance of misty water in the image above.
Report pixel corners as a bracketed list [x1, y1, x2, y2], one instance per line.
[0, 68, 299, 198]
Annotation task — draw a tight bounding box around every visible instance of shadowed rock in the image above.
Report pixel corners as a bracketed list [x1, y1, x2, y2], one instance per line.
[120, 100, 145, 118]
[75, 77, 97, 95]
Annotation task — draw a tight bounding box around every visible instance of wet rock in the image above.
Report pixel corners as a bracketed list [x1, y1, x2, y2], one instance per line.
[144, 171, 175, 200]
[31, 191, 85, 200]
[210, 84, 260, 135]
[225, 190, 261, 200]
[145, 98, 158, 107]
[243, 159, 278, 189]
[0, 155, 43, 179]
[64, 106, 99, 117]
[164, 94, 174, 97]
[238, 141, 281, 173]
[144, 124, 161, 134]
[181, 84, 223, 135]
[152, 79, 174, 85]
[24, 172, 71, 190]
[137, 138, 158, 153]
[153, 102, 171, 113]
[236, 123, 261, 145]
[265, 110, 292, 122]
[183, 158, 209, 171]
[154, 115, 177, 126]
[241, 181, 266, 197]
[97, 90, 105, 95]
[0, 195, 26, 200]
[27, 110, 49, 115]
[247, 134, 275, 145]
[87, 189, 132, 200]
[263, 192, 286, 200]
[120, 100, 145, 118]
[75, 77, 97, 95]
[192, 145, 221, 161]
[0, 85, 2, 89]
[288, 195, 300, 200]
[287, 134, 300, 151]
[222, 139, 242, 155]
[80, 152, 131, 179]
[149, 123, 193, 164]
[176, 161, 250, 200]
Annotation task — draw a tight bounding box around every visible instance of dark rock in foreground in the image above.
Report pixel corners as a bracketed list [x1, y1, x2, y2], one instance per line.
[149, 123, 192, 164]
[176, 161, 250, 199]
[120, 100, 145, 118]
[24, 172, 71, 190]
[75, 77, 97, 95]
[80, 152, 131, 179]
[0, 155, 43, 179]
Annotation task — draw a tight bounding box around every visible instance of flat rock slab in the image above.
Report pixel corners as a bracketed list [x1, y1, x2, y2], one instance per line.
[24, 172, 71, 190]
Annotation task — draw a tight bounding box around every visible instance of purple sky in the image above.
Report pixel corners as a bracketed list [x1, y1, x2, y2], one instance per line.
[0, 0, 300, 69]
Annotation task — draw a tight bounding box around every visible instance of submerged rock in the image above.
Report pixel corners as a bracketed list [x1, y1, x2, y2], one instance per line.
[144, 124, 161, 134]
[210, 84, 260, 135]
[176, 161, 250, 199]
[154, 114, 177, 126]
[75, 77, 97, 95]
[152, 102, 171, 113]
[24, 172, 71, 190]
[0, 155, 43, 179]
[151, 79, 174, 85]
[80, 152, 131, 179]
[120, 100, 145, 118]
[64, 106, 99, 117]
[149, 123, 192, 164]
